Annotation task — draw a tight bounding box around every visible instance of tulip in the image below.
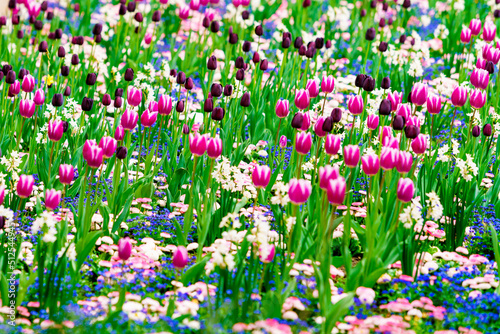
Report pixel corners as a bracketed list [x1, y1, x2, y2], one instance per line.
[321, 74, 335, 93]
[295, 132, 312, 155]
[259, 244, 275, 263]
[99, 136, 117, 159]
[482, 21, 496, 42]
[158, 94, 173, 115]
[275, 99, 290, 118]
[179, 6, 190, 20]
[252, 165, 271, 188]
[487, 48, 500, 65]
[17, 174, 35, 198]
[34, 88, 45, 105]
[325, 134, 341, 155]
[48, 120, 64, 142]
[45, 189, 61, 211]
[121, 109, 139, 130]
[380, 147, 398, 170]
[83, 140, 98, 161]
[387, 91, 402, 111]
[118, 238, 132, 261]
[380, 126, 393, 143]
[451, 86, 468, 107]
[411, 134, 428, 154]
[189, 133, 207, 156]
[0, 187, 5, 206]
[294, 89, 310, 110]
[361, 154, 380, 176]
[410, 83, 428, 106]
[300, 112, 311, 131]
[426, 95, 442, 114]
[141, 109, 158, 127]
[348, 95, 363, 115]
[207, 137, 222, 158]
[291, 113, 304, 129]
[366, 114, 379, 130]
[460, 27, 472, 44]
[9, 80, 20, 96]
[469, 89, 487, 109]
[397, 178, 415, 203]
[470, 68, 489, 90]
[59, 164, 75, 185]
[19, 99, 36, 118]
[472, 125, 481, 137]
[127, 87, 142, 107]
[482, 44, 492, 60]
[314, 117, 327, 137]
[395, 104, 411, 120]
[396, 151, 413, 174]
[319, 165, 340, 190]
[114, 125, 125, 141]
[306, 79, 320, 98]
[469, 18, 482, 36]
[85, 145, 104, 168]
[344, 145, 360, 167]
[279, 135, 287, 148]
[21, 74, 35, 93]
[483, 123, 493, 136]
[288, 178, 312, 205]
[327, 177, 346, 205]
[406, 115, 421, 128]
[172, 246, 189, 269]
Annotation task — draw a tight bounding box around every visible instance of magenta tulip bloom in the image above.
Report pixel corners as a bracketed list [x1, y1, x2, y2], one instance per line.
[252, 165, 271, 188]
[426, 95, 442, 115]
[469, 19, 482, 36]
[59, 164, 75, 185]
[83, 139, 98, 161]
[9, 80, 20, 96]
[387, 91, 402, 111]
[300, 112, 311, 131]
[158, 94, 173, 115]
[45, 189, 61, 211]
[121, 109, 139, 130]
[396, 151, 413, 174]
[172, 246, 189, 269]
[190, 0, 200, 10]
[470, 68, 489, 90]
[141, 109, 158, 127]
[99, 136, 117, 159]
[348, 95, 363, 115]
[85, 145, 104, 168]
[118, 237, 133, 261]
[366, 114, 379, 130]
[325, 134, 341, 155]
[288, 178, 312, 205]
[19, 99, 36, 118]
[114, 125, 125, 141]
[259, 244, 275, 263]
[189, 133, 207, 156]
[487, 47, 500, 65]
[294, 89, 310, 110]
[410, 83, 428, 106]
[327, 177, 346, 205]
[397, 178, 415, 203]
[396, 104, 411, 120]
[179, 6, 190, 20]
[279, 135, 287, 148]
[34, 88, 45, 106]
[321, 74, 335, 93]
[48, 120, 64, 142]
[275, 99, 290, 118]
[21, 74, 35, 93]
[127, 87, 142, 107]
[469, 89, 487, 109]
[295, 131, 312, 155]
[406, 115, 421, 128]
[361, 154, 380, 176]
[451, 86, 468, 107]
[319, 165, 340, 190]
[17, 174, 35, 198]
[306, 79, 320, 98]
[0, 187, 5, 206]
[344, 145, 360, 167]
[314, 117, 327, 137]
[482, 21, 496, 42]
[380, 147, 398, 170]
[460, 27, 472, 44]
[411, 134, 428, 155]
[207, 137, 222, 158]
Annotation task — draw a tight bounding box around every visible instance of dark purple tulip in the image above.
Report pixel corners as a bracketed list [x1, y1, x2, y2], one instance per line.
[240, 92, 251, 107]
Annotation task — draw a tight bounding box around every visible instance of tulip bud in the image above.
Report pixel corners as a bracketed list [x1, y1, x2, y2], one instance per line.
[45, 189, 61, 211]
[348, 95, 364, 115]
[397, 178, 414, 202]
[176, 100, 185, 113]
[483, 123, 492, 136]
[207, 137, 222, 158]
[366, 114, 379, 130]
[255, 25, 263, 36]
[392, 115, 405, 131]
[116, 146, 128, 160]
[306, 79, 319, 98]
[172, 246, 189, 269]
[295, 132, 312, 155]
[59, 164, 75, 185]
[291, 113, 304, 129]
[275, 99, 290, 118]
[365, 27, 376, 41]
[472, 125, 481, 137]
[379, 99, 392, 116]
[319, 165, 340, 190]
[322, 116, 334, 133]
[118, 238, 133, 261]
[17, 175, 35, 198]
[48, 120, 64, 142]
[331, 108, 342, 122]
[240, 92, 251, 107]
[361, 154, 380, 176]
[288, 178, 312, 205]
[252, 165, 271, 188]
[411, 134, 427, 154]
[344, 145, 360, 167]
[82, 97, 94, 111]
[211, 107, 225, 121]
[189, 133, 208, 156]
[294, 89, 310, 110]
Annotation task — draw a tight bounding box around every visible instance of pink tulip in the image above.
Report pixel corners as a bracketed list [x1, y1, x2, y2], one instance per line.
[295, 131, 312, 155]
[85, 145, 104, 168]
[380, 126, 393, 143]
[141, 109, 158, 127]
[158, 94, 173, 115]
[189, 133, 207, 156]
[83, 140, 98, 161]
[486, 47, 500, 65]
[406, 115, 421, 128]
[348, 95, 363, 115]
[288, 178, 312, 205]
[121, 109, 139, 130]
[482, 44, 492, 60]
[321, 74, 335, 93]
[294, 89, 310, 110]
[114, 125, 125, 141]
[476, 58, 487, 69]
[26, 1, 41, 17]
[45, 189, 61, 211]
[59, 164, 75, 185]
[275, 99, 290, 118]
[172, 246, 189, 269]
[259, 244, 275, 263]
[127, 87, 142, 107]
[344, 145, 360, 167]
[306, 79, 320, 98]
[34, 88, 45, 105]
[366, 114, 379, 130]
[361, 154, 380, 176]
[470, 68, 489, 90]
[179, 6, 190, 20]
[396, 151, 413, 174]
[396, 104, 411, 120]
[48, 120, 64, 142]
[327, 177, 346, 205]
[482, 21, 496, 42]
[300, 112, 311, 131]
[380, 147, 398, 170]
[469, 89, 487, 109]
[314, 117, 327, 137]
[460, 27, 472, 44]
[325, 134, 341, 155]
[410, 83, 428, 106]
[207, 137, 222, 158]
[99, 136, 117, 159]
[21, 74, 35, 93]
[319, 165, 340, 190]
[279, 135, 287, 148]
[19, 99, 36, 118]
[144, 33, 152, 45]
[252, 165, 271, 188]
[427, 95, 442, 115]
[118, 238, 133, 261]
[387, 91, 402, 111]
[0, 187, 5, 205]
[411, 134, 428, 154]
[9, 80, 20, 96]
[451, 86, 468, 107]
[17, 174, 35, 198]
[397, 178, 415, 203]
[469, 19, 482, 36]
[233, 0, 241, 7]
[382, 136, 400, 149]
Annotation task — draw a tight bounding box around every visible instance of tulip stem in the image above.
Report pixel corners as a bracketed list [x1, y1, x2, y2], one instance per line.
[183, 156, 198, 246]
[349, 115, 356, 144]
[16, 118, 26, 149]
[48, 141, 55, 187]
[467, 108, 477, 142]
[136, 126, 145, 182]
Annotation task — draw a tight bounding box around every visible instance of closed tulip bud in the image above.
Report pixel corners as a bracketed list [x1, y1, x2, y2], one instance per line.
[397, 177, 414, 202]
[223, 84, 233, 97]
[327, 177, 346, 205]
[379, 99, 392, 116]
[85, 72, 97, 86]
[410, 83, 428, 106]
[84, 143, 103, 168]
[18, 69, 28, 80]
[495, 9, 500, 18]
[291, 112, 304, 129]
[60, 65, 69, 77]
[472, 125, 480, 137]
[34, 88, 45, 105]
[387, 91, 402, 111]
[8, 80, 20, 96]
[234, 57, 245, 69]
[260, 59, 269, 71]
[470, 89, 487, 109]
[227, 32, 238, 44]
[482, 21, 496, 42]
[82, 97, 94, 111]
[279, 135, 287, 148]
[121, 109, 139, 130]
[176, 100, 185, 113]
[321, 75, 335, 93]
[426, 95, 441, 114]
[19, 99, 36, 118]
[366, 114, 379, 130]
[152, 10, 161, 22]
[331, 108, 342, 122]
[210, 83, 222, 97]
[295, 132, 312, 155]
[71, 54, 80, 65]
[240, 41, 251, 53]
[306, 79, 320, 98]
[314, 117, 327, 137]
[395, 151, 413, 174]
[21, 75, 35, 93]
[365, 27, 376, 41]
[59, 164, 75, 185]
[461, 27, 472, 44]
[402, 0, 411, 8]
[158, 94, 172, 115]
[202, 16, 210, 27]
[294, 89, 310, 110]
[469, 19, 482, 36]
[252, 165, 271, 188]
[141, 109, 158, 127]
[114, 146, 127, 160]
[305, 46, 316, 58]
[115, 88, 124, 98]
[322, 116, 334, 132]
[471, 68, 489, 90]
[5, 70, 15, 84]
[362, 154, 380, 176]
[134, 12, 143, 22]
[319, 165, 340, 190]
[122, 68, 134, 82]
[294, 36, 303, 49]
[207, 55, 217, 70]
[116, 237, 132, 261]
[275, 99, 290, 118]
[207, 137, 222, 158]
[172, 246, 189, 269]
[211, 107, 224, 120]
[355, 74, 366, 88]
[240, 92, 251, 107]
[44, 189, 61, 211]
[380, 77, 391, 90]
[485, 61, 495, 74]
[127, 87, 142, 107]
[363, 76, 375, 92]
[17, 175, 35, 198]
[210, 20, 220, 33]
[379, 41, 388, 52]
[483, 123, 492, 136]
[379, 18, 386, 28]
[101, 94, 112, 106]
[392, 115, 405, 131]
[450, 86, 468, 107]
[114, 96, 123, 108]
[380, 147, 398, 170]
[98, 137, 117, 159]
[61, 121, 69, 133]
[324, 134, 341, 155]
[203, 98, 214, 113]
[189, 133, 208, 156]
[411, 134, 427, 154]
[348, 95, 364, 115]
[298, 45, 306, 56]
[404, 125, 420, 139]
[344, 145, 360, 167]
[48, 120, 64, 142]
[288, 178, 312, 205]
[176, 71, 186, 85]
[235, 68, 245, 81]
[38, 41, 48, 52]
[255, 25, 263, 36]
